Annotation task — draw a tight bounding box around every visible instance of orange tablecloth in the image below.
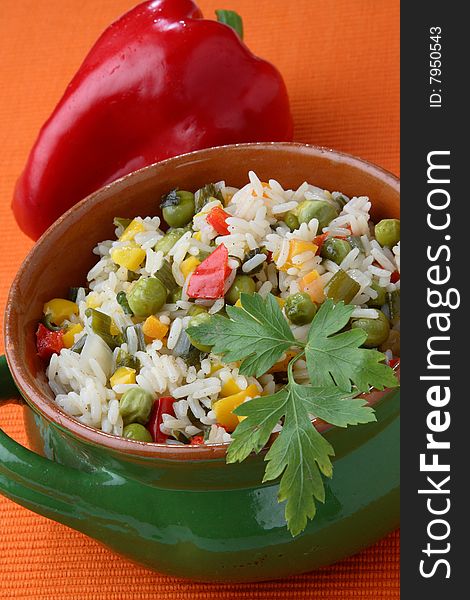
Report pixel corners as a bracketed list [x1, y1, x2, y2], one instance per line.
[0, 1, 399, 597]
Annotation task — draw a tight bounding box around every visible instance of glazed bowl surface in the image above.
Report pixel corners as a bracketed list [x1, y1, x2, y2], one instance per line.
[0, 143, 400, 581]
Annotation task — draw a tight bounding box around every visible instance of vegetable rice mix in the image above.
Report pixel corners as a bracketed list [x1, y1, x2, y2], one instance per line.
[38, 171, 400, 447]
[38, 171, 400, 534]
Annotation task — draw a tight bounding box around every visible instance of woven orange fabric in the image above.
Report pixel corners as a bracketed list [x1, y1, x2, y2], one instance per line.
[0, 0, 399, 598]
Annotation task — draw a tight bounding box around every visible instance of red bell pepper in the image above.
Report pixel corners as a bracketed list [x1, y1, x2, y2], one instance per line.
[390, 271, 400, 283]
[12, 0, 293, 240]
[206, 206, 230, 236]
[36, 323, 64, 360]
[187, 244, 230, 299]
[148, 396, 175, 443]
[190, 435, 205, 445]
[313, 233, 329, 254]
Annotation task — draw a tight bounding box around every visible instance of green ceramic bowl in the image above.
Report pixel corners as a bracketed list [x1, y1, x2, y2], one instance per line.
[0, 143, 400, 582]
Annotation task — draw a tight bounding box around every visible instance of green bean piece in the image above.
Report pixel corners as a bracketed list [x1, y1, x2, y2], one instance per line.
[126, 277, 168, 318]
[320, 238, 352, 265]
[119, 388, 154, 426]
[154, 226, 191, 255]
[347, 236, 364, 252]
[160, 190, 195, 228]
[194, 183, 224, 213]
[122, 423, 153, 442]
[367, 282, 387, 308]
[351, 310, 390, 348]
[171, 430, 191, 444]
[325, 269, 360, 303]
[71, 334, 87, 354]
[285, 292, 317, 325]
[117, 291, 133, 315]
[374, 219, 400, 247]
[115, 348, 140, 371]
[284, 212, 300, 232]
[225, 275, 256, 305]
[85, 308, 123, 350]
[42, 314, 63, 332]
[113, 217, 132, 231]
[172, 329, 192, 357]
[68, 287, 89, 302]
[187, 312, 213, 352]
[242, 248, 266, 274]
[169, 287, 183, 303]
[297, 200, 339, 229]
[154, 260, 178, 293]
[333, 195, 348, 209]
[187, 304, 208, 317]
[387, 290, 400, 325]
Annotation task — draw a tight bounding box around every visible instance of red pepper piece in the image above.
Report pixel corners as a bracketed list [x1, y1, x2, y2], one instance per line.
[313, 233, 329, 254]
[389, 358, 400, 369]
[148, 396, 175, 443]
[12, 0, 293, 240]
[36, 323, 64, 360]
[206, 206, 230, 236]
[187, 244, 230, 299]
[190, 435, 205, 445]
[390, 271, 400, 283]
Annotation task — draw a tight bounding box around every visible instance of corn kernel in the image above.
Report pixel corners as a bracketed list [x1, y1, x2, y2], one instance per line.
[62, 323, 84, 348]
[268, 350, 298, 374]
[180, 256, 200, 279]
[220, 378, 242, 397]
[43, 298, 78, 325]
[300, 270, 325, 303]
[86, 294, 101, 309]
[110, 242, 146, 271]
[119, 219, 145, 242]
[209, 362, 223, 375]
[275, 240, 318, 272]
[142, 315, 169, 340]
[213, 384, 259, 432]
[110, 366, 136, 388]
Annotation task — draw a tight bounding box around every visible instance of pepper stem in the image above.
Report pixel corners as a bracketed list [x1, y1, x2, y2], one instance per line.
[215, 9, 244, 39]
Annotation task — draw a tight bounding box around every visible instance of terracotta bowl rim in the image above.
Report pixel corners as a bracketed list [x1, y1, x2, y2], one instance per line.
[4, 142, 400, 460]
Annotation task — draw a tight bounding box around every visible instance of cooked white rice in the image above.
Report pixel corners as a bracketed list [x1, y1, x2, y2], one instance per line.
[44, 172, 400, 444]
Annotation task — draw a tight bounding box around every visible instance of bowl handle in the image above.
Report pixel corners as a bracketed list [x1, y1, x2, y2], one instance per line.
[0, 354, 116, 536]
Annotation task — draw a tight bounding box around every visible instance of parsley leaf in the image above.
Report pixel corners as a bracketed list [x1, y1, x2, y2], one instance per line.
[305, 299, 398, 393]
[188, 292, 398, 536]
[186, 293, 296, 377]
[228, 365, 376, 536]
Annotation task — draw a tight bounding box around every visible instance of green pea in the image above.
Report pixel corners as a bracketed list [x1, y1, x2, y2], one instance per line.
[285, 292, 317, 325]
[119, 388, 154, 426]
[351, 310, 390, 348]
[127, 277, 168, 317]
[367, 282, 387, 308]
[374, 219, 400, 247]
[379, 329, 400, 357]
[161, 190, 195, 228]
[187, 312, 213, 352]
[297, 200, 339, 229]
[122, 423, 153, 442]
[320, 238, 352, 265]
[154, 227, 191, 255]
[284, 212, 299, 231]
[225, 275, 256, 305]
